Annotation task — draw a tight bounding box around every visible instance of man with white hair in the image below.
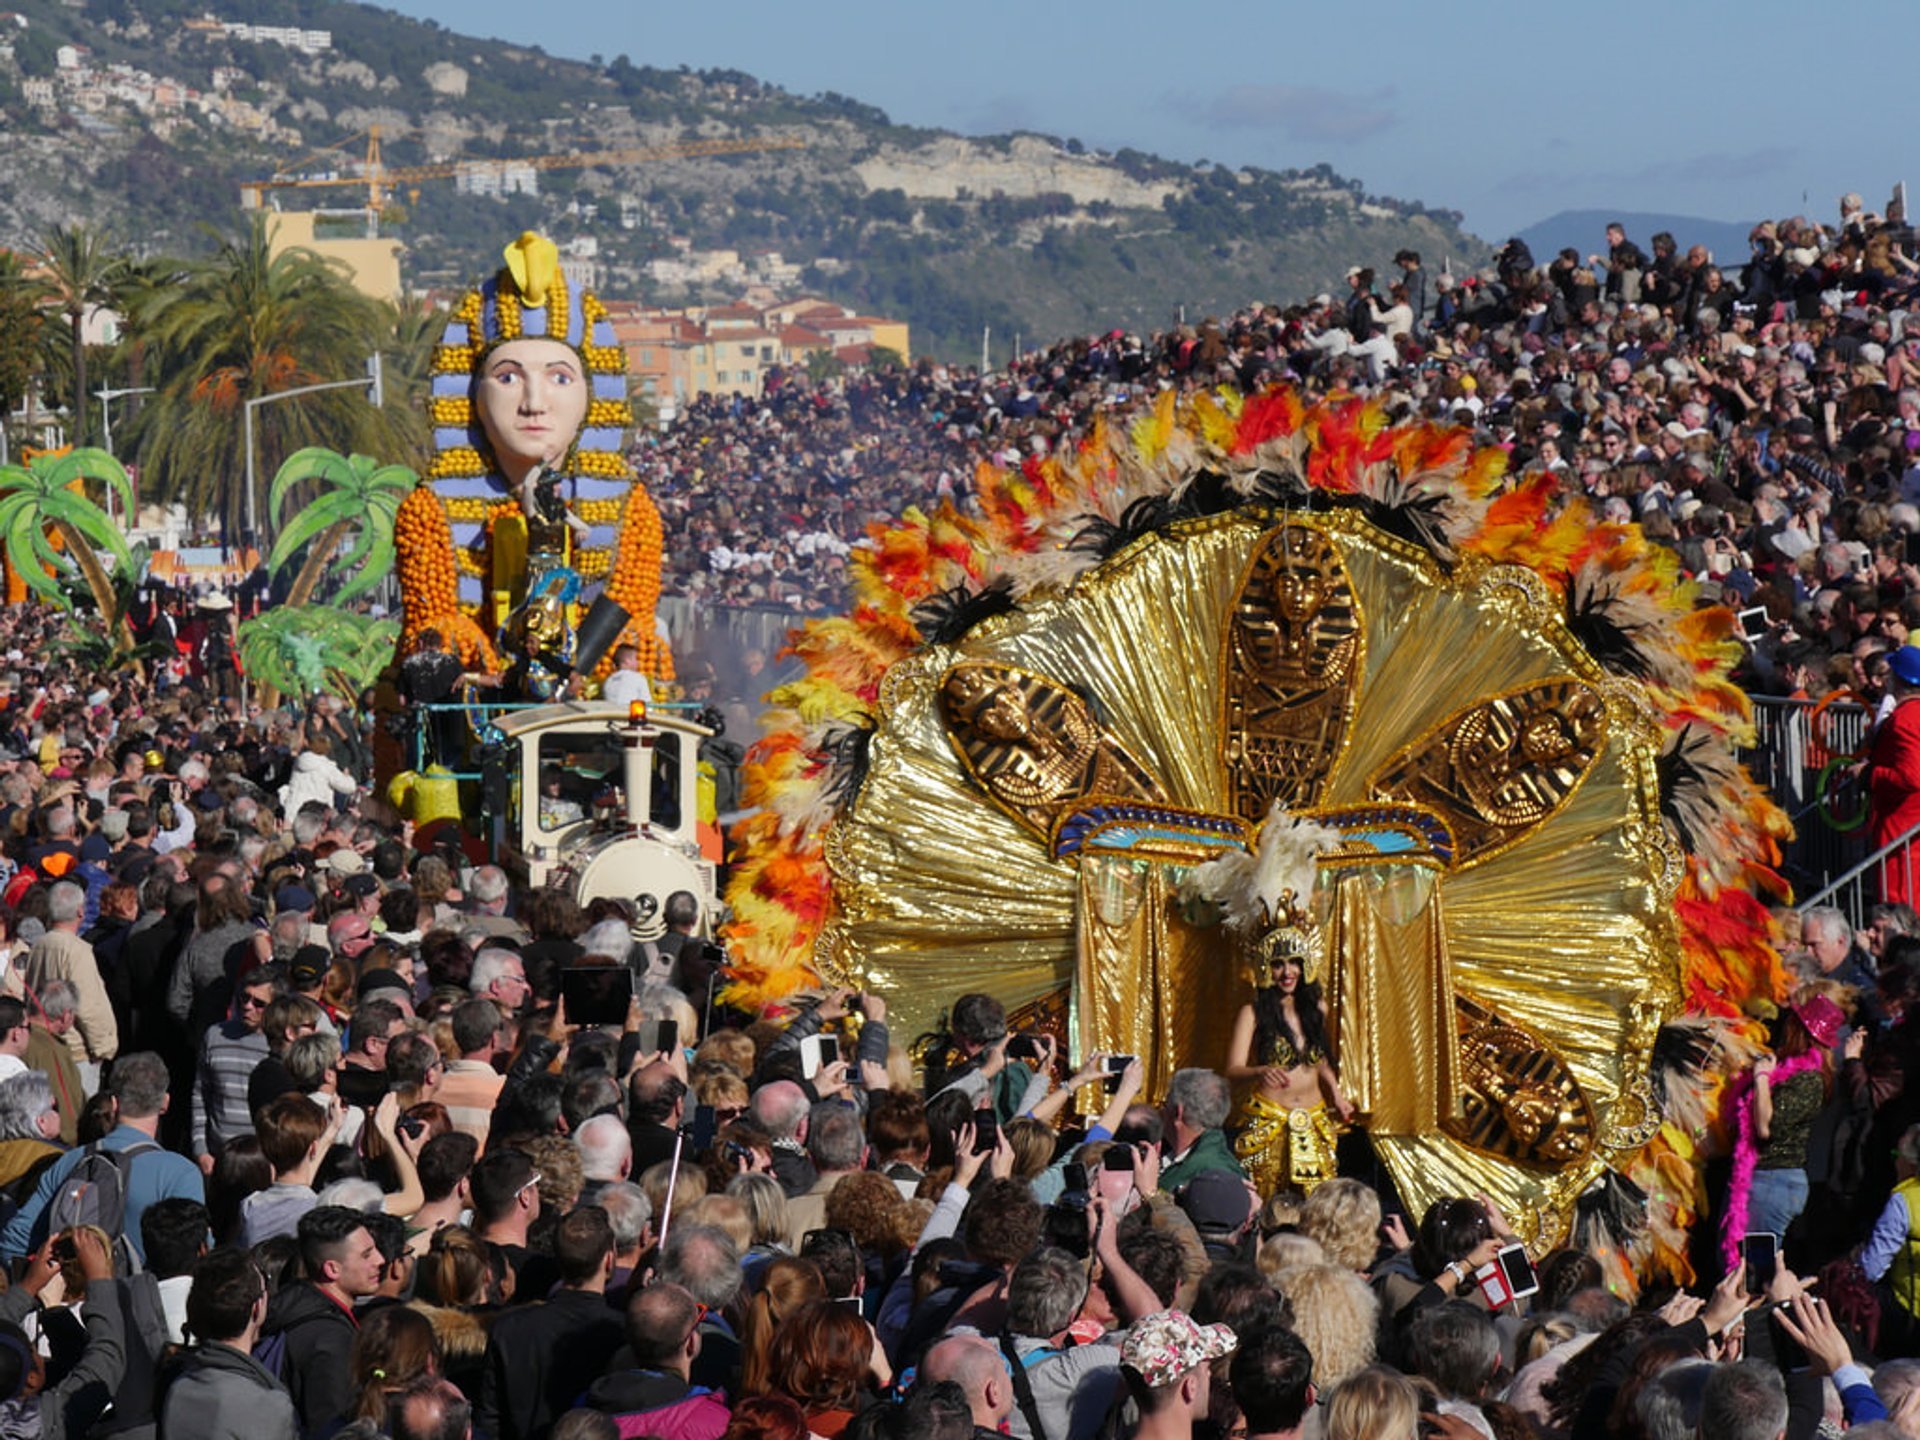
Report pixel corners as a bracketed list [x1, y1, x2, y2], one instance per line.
[596, 1181, 653, 1296]
[464, 866, 529, 944]
[468, 949, 531, 1012]
[749, 1079, 815, 1197]
[576, 1113, 633, 1202]
[25, 880, 116, 1085]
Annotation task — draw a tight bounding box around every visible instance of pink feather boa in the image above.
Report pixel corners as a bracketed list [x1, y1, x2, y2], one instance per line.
[1719, 1052, 1823, 1272]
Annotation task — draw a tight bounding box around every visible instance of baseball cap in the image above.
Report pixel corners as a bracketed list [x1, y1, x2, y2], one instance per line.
[1120, 1310, 1237, 1389]
[1177, 1170, 1255, 1236]
[323, 848, 367, 878]
[275, 884, 317, 914]
[342, 873, 380, 901]
[289, 944, 331, 989]
[1892, 646, 1920, 687]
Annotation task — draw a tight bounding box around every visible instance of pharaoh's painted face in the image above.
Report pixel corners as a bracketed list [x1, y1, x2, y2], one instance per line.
[476, 338, 589, 481]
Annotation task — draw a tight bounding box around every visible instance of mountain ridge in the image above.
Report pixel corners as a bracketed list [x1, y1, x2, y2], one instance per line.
[0, 0, 1492, 357]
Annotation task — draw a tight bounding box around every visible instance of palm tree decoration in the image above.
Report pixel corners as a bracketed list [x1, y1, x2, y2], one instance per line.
[0, 448, 134, 615]
[123, 217, 413, 539]
[267, 447, 417, 606]
[35, 224, 124, 447]
[237, 607, 399, 704]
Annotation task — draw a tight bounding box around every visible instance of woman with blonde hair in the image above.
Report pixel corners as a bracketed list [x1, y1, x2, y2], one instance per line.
[1256, 1231, 1325, 1282]
[738, 1256, 827, 1398]
[1270, 1262, 1379, 1391]
[1325, 1364, 1421, 1440]
[728, 1171, 792, 1282]
[1299, 1178, 1382, 1272]
[1000, 1117, 1056, 1184]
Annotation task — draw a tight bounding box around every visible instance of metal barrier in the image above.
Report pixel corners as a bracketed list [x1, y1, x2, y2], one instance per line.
[1796, 823, 1920, 932]
[1745, 694, 1873, 904]
[407, 698, 703, 776]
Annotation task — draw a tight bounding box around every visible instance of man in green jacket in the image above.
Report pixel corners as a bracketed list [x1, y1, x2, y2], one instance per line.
[1157, 1069, 1247, 1194]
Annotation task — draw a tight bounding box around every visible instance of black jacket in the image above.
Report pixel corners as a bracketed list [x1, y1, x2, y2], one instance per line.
[261, 1282, 357, 1437]
[476, 1287, 625, 1440]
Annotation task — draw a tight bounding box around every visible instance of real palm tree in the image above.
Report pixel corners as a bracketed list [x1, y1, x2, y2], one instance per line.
[35, 224, 124, 447]
[266, 446, 417, 606]
[0, 449, 136, 651]
[123, 218, 412, 540]
[0, 252, 50, 425]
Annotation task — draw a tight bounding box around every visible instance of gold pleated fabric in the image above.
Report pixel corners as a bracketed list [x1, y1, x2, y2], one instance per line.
[1324, 864, 1461, 1137]
[821, 511, 1680, 1244]
[1074, 855, 1235, 1104]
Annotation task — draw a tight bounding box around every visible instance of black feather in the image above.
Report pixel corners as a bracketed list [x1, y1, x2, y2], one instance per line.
[1656, 726, 1715, 855]
[1314, 489, 1457, 570]
[1572, 1169, 1649, 1253]
[910, 578, 1017, 646]
[1651, 1022, 1717, 1108]
[821, 724, 873, 809]
[1167, 469, 1240, 520]
[1067, 493, 1176, 559]
[1361, 491, 1456, 568]
[1566, 583, 1656, 680]
[1243, 469, 1309, 507]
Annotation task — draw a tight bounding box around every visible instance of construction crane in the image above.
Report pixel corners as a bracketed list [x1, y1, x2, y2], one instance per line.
[239, 126, 806, 235]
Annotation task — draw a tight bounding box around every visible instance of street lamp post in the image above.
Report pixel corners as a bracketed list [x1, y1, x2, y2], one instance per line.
[94, 385, 155, 527]
[241, 360, 382, 546]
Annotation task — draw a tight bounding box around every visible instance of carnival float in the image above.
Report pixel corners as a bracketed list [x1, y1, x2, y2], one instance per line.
[724, 385, 1794, 1283]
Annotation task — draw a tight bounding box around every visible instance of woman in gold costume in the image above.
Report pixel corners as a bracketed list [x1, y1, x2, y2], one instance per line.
[1225, 935, 1355, 1195]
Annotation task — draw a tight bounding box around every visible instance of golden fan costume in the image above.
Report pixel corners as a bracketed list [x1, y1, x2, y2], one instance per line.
[725, 386, 1794, 1277]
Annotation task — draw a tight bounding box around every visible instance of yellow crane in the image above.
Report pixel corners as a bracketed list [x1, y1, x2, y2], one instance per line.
[240, 125, 805, 234]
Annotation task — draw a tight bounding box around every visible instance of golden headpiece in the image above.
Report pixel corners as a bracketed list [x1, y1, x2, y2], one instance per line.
[1182, 808, 1341, 990]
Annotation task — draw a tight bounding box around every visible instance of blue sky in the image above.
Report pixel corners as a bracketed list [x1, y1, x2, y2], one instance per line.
[379, 0, 1910, 243]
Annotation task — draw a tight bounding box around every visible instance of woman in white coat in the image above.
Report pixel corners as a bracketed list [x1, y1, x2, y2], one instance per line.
[279, 735, 359, 815]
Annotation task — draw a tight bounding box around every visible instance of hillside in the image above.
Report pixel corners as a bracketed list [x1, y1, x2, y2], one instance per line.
[0, 0, 1492, 358]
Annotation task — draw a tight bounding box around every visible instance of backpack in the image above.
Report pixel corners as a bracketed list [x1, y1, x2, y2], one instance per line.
[46, 1139, 158, 1274]
[251, 1327, 290, 1382]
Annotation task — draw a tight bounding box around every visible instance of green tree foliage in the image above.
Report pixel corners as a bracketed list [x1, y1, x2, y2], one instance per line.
[0, 254, 48, 421]
[0, 449, 134, 639]
[121, 218, 412, 541]
[35, 223, 125, 447]
[238, 605, 399, 704]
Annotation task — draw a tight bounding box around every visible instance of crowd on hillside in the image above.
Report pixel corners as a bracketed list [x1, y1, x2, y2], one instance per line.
[0, 586, 1899, 1440]
[636, 193, 1920, 717]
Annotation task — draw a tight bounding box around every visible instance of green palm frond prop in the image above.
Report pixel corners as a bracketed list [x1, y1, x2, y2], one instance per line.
[0, 449, 135, 613]
[239, 606, 399, 703]
[266, 447, 416, 606]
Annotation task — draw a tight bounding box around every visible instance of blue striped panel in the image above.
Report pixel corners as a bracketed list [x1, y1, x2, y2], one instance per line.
[570, 479, 628, 502]
[431, 476, 510, 502]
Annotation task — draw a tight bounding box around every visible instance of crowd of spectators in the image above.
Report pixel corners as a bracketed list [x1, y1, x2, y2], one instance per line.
[4, 194, 1920, 1439]
[0, 594, 1901, 1440]
[638, 192, 1920, 722]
